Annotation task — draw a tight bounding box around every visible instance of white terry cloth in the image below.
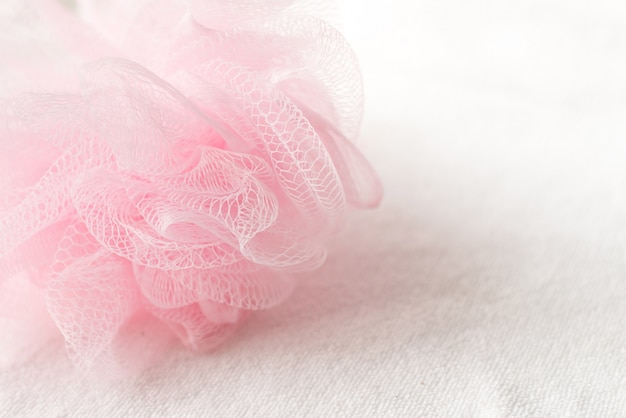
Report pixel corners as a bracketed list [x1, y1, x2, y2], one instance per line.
[2, 0, 626, 416]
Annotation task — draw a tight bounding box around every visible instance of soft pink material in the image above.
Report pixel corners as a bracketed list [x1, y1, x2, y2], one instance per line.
[0, 0, 381, 370]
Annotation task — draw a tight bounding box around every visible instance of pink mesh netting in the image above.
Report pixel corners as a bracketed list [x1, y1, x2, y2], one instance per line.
[0, 0, 382, 370]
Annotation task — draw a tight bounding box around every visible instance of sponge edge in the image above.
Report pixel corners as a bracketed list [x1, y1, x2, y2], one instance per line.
[0, 0, 382, 371]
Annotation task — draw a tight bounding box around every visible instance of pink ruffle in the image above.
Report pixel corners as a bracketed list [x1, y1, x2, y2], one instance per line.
[0, 0, 382, 370]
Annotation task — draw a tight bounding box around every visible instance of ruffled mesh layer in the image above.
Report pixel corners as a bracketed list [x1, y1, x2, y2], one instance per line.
[0, 0, 382, 370]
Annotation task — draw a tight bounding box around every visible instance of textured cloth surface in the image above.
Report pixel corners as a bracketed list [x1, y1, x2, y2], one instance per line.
[2, 0, 626, 416]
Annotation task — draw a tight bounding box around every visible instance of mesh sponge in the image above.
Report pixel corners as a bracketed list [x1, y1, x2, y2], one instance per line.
[0, 0, 382, 370]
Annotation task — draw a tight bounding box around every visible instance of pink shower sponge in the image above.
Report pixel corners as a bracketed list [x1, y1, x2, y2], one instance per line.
[0, 0, 381, 370]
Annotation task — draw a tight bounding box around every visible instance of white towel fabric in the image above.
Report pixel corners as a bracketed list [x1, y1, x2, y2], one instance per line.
[2, 1, 626, 416]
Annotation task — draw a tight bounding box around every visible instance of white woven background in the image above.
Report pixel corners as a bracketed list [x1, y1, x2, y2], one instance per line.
[2, 0, 626, 416]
